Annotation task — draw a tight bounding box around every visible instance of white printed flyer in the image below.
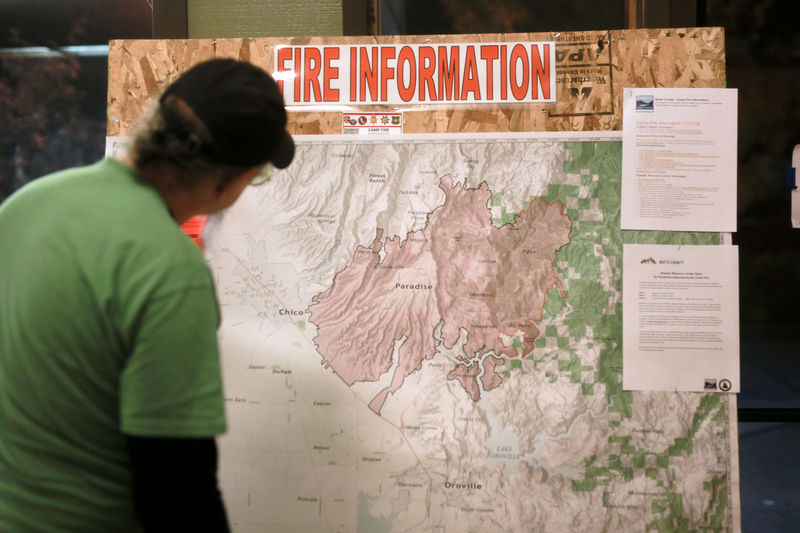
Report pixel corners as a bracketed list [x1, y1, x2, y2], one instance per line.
[623, 243, 740, 392]
[621, 88, 738, 232]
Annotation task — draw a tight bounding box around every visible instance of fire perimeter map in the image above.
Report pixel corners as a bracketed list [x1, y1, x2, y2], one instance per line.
[203, 132, 740, 533]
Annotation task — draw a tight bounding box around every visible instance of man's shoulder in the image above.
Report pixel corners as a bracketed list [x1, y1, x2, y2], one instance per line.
[0, 160, 98, 212]
[1, 159, 156, 217]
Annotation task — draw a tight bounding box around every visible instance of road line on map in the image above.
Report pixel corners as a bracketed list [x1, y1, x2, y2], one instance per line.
[221, 237, 438, 507]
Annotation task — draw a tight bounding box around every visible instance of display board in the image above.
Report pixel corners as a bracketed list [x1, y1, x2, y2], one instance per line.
[107, 28, 740, 533]
[108, 28, 726, 136]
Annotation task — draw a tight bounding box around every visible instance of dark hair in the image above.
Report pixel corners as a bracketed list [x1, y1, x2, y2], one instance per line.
[131, 59, 294, 184]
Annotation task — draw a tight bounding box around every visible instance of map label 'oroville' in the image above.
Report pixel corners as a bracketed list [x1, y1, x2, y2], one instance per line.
[274, 42, 555, 105]
[445, 481, 482, 489]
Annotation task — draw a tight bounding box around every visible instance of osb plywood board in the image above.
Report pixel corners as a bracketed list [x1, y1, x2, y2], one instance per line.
[107, 40, 215, 136]
[107, 27, 725, 136]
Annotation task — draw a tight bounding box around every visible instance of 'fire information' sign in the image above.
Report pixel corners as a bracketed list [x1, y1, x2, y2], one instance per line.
[274, 42, 555, 106]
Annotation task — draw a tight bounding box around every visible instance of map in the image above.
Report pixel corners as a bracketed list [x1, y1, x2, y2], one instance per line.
[203, 133, 740, 533]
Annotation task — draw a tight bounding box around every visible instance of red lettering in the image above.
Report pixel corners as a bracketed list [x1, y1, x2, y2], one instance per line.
[293, 47, 302, 102]
[360, 47, 379, 102]
[509, 44, 529, 101]
[397, 46, 416, 102]
[418, 46, 436, 101]
[438, 46, 460, 101]
[349, 46, 357, 101]
[276, 47, 292, 94]
[322, 47, 339, 102]
[303, 47, 322, 103]
[380, 46, 396, 102]
[530, 43, 550, 100]
[480, 45, 498, 100]
[500, 45, 507, 100]
[460, 46, 480, 101]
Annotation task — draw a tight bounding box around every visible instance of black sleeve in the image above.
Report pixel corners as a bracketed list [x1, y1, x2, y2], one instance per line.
[125, 436, 230, 533]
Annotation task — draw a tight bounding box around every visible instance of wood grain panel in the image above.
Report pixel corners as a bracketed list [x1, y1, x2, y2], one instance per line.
[107, 28, 725, 136]
[107, 39, 215, 136]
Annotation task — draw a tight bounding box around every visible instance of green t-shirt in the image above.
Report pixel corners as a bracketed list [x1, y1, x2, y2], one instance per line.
[0, 158, 227, 532]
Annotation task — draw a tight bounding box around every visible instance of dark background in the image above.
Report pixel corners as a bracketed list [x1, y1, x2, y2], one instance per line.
[1, 1, 797, 530]
[0, 0, 151, 200]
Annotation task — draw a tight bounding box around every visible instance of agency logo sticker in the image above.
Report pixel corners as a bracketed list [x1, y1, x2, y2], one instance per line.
[343, 113, 403, 135]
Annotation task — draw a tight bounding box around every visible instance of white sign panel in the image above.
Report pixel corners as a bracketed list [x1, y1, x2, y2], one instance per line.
[623, 244, 740, 392]
[274, 42, 556, 106]
[621, 88, 738, 232]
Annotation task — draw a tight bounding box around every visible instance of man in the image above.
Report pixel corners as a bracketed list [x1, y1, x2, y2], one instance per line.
[0, 58, 294, 532]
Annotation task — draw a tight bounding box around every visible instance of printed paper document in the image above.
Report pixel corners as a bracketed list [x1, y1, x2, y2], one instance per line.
[623, 244, 739, 392]
[621, 88, 738, 232]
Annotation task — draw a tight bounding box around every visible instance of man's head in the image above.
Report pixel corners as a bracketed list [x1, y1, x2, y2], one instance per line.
[130, 58, 294, 186]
